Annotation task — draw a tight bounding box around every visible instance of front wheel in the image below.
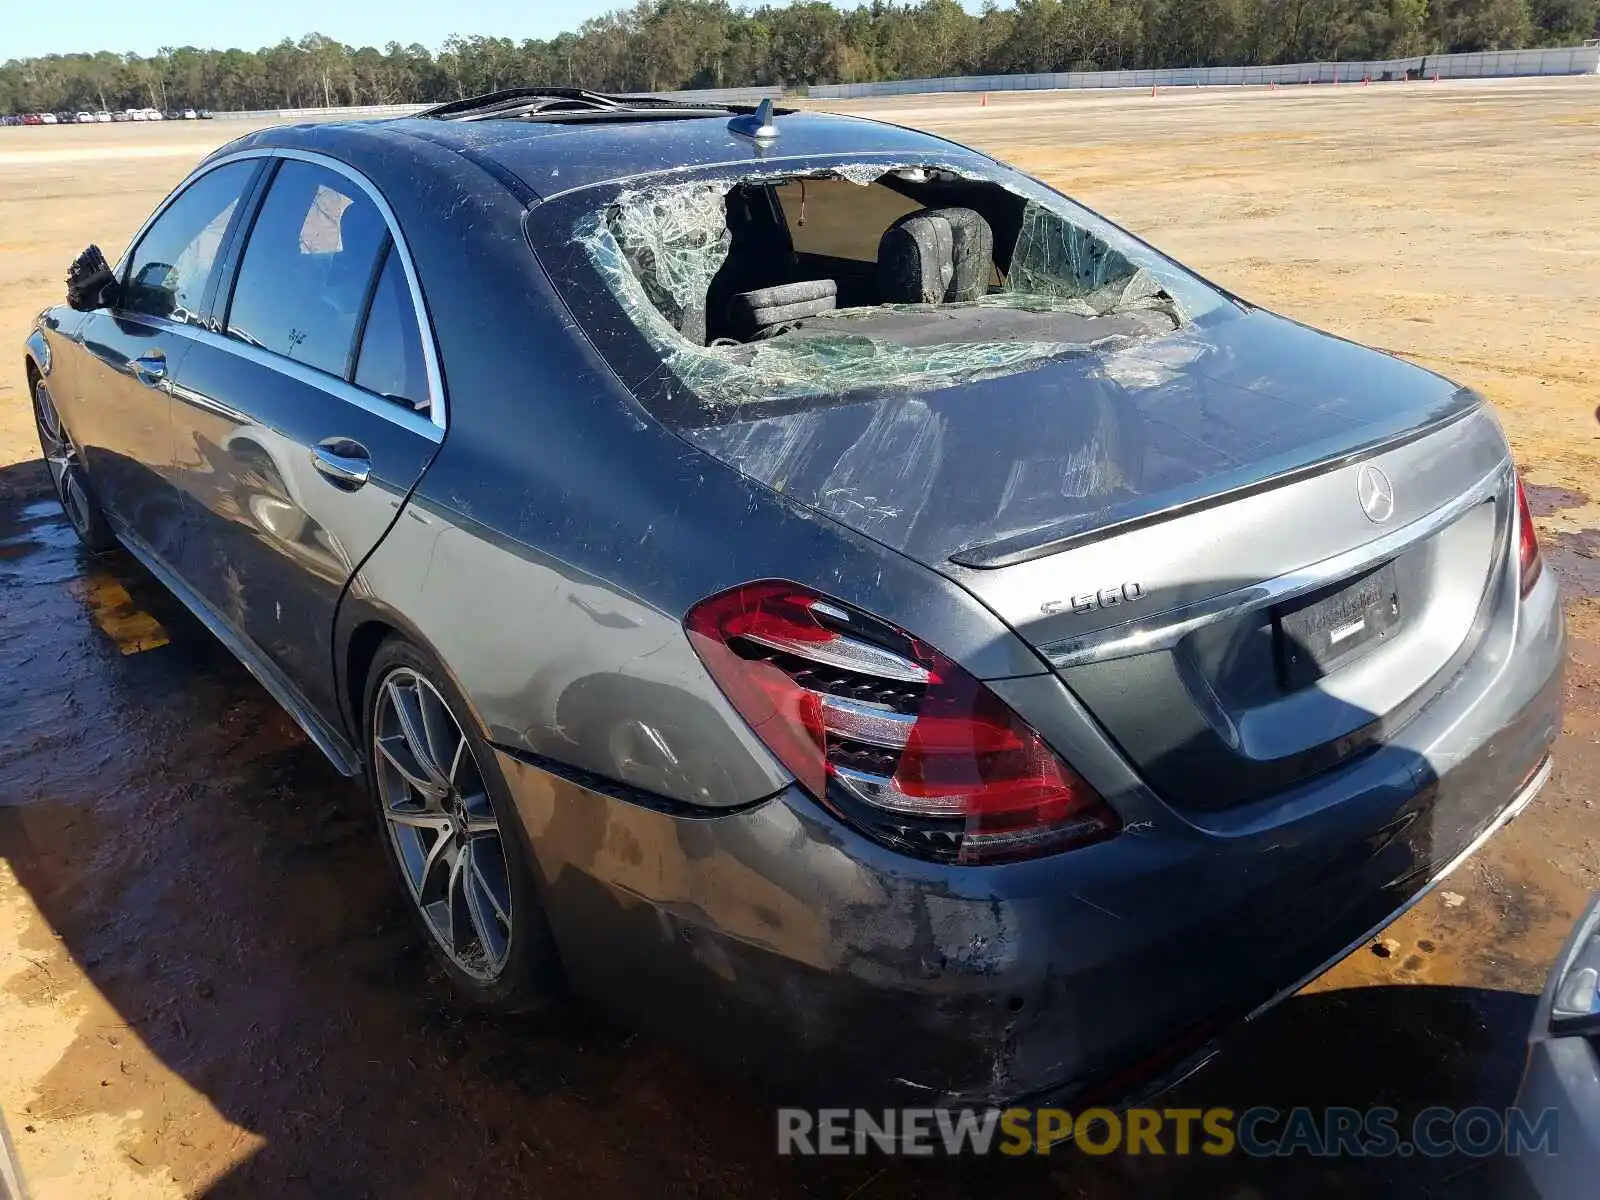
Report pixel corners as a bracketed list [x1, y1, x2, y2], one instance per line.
[32, 375, 114, 551]
[363, 637, 561, 1012]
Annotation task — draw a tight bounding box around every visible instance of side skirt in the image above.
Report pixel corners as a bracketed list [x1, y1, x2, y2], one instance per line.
[114, 526, 363, 777]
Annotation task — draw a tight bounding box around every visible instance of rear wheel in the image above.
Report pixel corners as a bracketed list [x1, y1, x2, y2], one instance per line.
[32, 374, 114, 551]
[363, 638, 561, 1011]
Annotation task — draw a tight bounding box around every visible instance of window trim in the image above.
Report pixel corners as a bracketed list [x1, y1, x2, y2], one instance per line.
[115, 157, 266, 327]
[347, 241, 432, 417]
[119, 147, 448, 433]
[169, 324, 442, 444]
[347, 238, 395, 383]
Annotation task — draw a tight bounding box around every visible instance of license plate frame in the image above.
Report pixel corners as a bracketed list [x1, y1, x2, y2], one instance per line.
[1274, 561, 1402, 689]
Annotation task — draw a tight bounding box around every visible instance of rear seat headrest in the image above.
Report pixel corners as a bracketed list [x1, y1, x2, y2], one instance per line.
[877, 208, 994, 305]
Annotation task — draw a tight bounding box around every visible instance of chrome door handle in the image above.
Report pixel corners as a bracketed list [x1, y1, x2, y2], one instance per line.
[310, 439, 371, 489]
[130, 352, 167, 386]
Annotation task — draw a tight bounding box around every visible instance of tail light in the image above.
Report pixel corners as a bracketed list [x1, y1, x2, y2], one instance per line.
[685, 581, 1119, 864]
[1515, 475, 1543, 597]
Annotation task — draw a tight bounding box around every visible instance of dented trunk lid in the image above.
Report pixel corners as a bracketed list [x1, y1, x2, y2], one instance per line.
[682, 310, 1513, 810]
[682, 310, 1477, 568]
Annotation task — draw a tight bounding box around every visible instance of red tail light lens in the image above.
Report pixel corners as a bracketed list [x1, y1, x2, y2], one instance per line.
[685, 581, 1119, 863]
[1515, 475, 1543, 597]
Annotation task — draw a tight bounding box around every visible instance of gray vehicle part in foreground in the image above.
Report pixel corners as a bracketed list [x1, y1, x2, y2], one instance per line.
[1504, 892, 1600, 1199]
[0, 1107, 26, 1200]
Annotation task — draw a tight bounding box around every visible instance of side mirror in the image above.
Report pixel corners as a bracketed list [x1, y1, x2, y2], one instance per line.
[66, 244, 120, 312]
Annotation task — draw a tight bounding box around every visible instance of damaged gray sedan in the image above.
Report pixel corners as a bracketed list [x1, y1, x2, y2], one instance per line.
[26, 88, 1563, 1106]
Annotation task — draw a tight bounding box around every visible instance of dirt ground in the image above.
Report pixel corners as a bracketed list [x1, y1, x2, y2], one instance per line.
[1, 77, 1598, 1198]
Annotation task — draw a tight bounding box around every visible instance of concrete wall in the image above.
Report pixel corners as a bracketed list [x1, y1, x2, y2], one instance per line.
[806, 45, 1600, 99]
[213, 46, 1599, 120]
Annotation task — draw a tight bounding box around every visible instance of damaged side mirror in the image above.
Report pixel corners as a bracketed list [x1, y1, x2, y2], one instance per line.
[65, 244, 120, 312]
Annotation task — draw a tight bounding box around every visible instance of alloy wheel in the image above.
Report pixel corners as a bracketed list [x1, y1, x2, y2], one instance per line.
[372, 667, 514, 980]
[33, 380, 95, 538]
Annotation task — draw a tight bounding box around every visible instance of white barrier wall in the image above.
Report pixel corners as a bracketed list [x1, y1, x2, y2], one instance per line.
[214, 46, 1599, 120]
[217, 102, 428, 121]
[806, 45, 1600, 99]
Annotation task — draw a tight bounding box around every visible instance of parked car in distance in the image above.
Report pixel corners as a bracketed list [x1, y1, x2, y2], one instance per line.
[38, 112, 57, 124]
[96, 111, 112, 123]
[182, 109, 199, 120]
[196, 109, 213, 119]
[110, 111, 130, 122]
[75, 112, 95, 124]
[25, 89, 1565, 1109]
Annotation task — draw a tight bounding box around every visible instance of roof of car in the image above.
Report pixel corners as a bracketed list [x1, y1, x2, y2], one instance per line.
[248, 109, 986, 201]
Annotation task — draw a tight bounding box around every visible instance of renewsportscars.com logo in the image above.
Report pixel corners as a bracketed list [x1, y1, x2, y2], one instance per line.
[777, 1105, 1560, 1158]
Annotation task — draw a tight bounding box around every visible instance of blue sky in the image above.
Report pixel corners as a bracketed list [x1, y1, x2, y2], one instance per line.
[8, 0, 987, 61]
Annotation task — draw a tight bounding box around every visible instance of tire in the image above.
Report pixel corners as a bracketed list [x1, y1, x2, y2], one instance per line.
[31, 373, 115, 552]
[362, 636, 561, 1012]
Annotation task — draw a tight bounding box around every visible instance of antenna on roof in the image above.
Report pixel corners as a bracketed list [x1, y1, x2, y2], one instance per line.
[729, 97, 779, 143]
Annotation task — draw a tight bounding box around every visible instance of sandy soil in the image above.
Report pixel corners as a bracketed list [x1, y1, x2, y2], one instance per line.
[1, 77, 1599, 1198]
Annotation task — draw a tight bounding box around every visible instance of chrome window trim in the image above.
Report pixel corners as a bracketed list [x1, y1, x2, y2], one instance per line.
[1040, 459, 1512, 670]
[117, 147, 448, 434]
[173, 324, 443, 443]
[114, 156, 260, 291]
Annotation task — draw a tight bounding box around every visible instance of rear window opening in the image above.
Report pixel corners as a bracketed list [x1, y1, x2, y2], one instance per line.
[574, 163, 1213, 411]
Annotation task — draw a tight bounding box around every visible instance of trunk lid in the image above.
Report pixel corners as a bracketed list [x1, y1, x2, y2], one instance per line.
[682, 310, 1479, 566]
[681, 311, 1513, 810]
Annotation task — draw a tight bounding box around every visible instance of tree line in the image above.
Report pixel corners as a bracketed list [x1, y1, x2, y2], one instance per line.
[3, 0, 1596, 116]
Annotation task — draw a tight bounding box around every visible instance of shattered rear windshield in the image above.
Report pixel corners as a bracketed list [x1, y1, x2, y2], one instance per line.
[529, 156, 1232, 420]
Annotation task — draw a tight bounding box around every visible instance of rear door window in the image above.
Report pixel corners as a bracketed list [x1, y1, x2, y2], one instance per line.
[353, 244, 430, 412]
[225, 160, 388, 378]
[121, 160, 257, 322]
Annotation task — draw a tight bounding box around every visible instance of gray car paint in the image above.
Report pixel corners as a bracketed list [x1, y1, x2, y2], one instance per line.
[494, 546, 1562, 1102]
[24, 107, 1566, 1104]
[1505, 893, 1600, 1199]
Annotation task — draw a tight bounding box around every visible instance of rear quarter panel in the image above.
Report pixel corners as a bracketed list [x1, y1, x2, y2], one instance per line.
[314, 126, 1046, 808]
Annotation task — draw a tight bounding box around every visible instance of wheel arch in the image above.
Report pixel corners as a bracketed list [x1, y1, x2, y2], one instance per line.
[334, 592, 495, 756]
[24, 327, 50, 381]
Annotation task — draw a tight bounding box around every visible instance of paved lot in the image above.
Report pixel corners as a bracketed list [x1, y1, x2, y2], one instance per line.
[1, 78, 1598, 1197]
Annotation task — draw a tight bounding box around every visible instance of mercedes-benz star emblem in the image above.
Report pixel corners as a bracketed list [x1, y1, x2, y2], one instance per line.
[1357, 464, 1395, 523]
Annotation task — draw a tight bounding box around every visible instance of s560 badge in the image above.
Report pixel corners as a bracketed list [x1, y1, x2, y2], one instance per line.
[1042, 582, 1145, 616]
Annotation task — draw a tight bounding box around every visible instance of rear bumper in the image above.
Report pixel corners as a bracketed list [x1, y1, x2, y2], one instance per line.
[497, 568, 1565, 1105]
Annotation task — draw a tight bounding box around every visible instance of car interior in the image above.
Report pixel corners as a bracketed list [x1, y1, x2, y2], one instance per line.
[615, 169, 1181, 352]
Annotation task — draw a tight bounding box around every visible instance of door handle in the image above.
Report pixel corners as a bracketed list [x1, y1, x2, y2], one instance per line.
[310, 438, 371, 489]
[130, 351, 167, 387]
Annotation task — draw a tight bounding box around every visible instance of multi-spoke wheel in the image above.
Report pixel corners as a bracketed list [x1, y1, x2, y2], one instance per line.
[364, 639, 560, 1009]
[31, 374, 113, 550]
